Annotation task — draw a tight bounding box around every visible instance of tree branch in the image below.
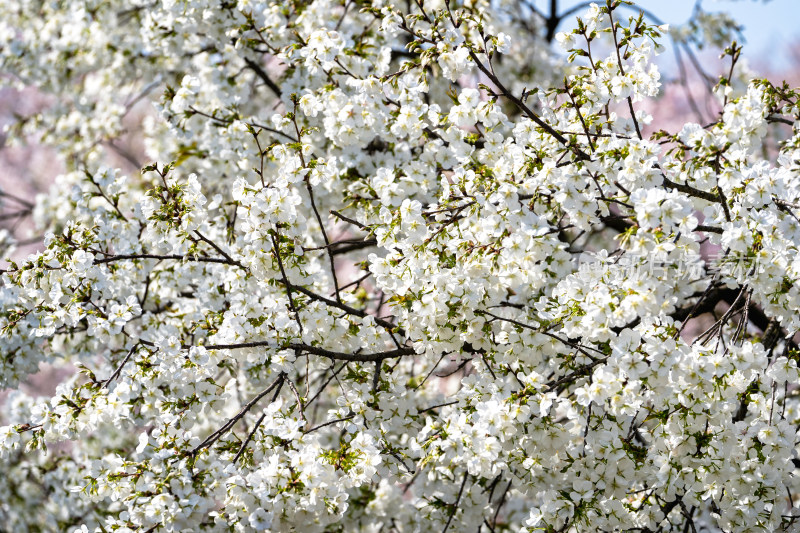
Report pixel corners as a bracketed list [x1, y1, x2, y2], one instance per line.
[244, 57, 282, 98]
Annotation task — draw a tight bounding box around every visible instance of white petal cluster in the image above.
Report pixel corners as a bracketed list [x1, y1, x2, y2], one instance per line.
[1, 1, 800, 532]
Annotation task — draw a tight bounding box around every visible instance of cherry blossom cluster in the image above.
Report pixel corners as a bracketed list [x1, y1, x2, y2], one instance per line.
[1, 0, 800, 532]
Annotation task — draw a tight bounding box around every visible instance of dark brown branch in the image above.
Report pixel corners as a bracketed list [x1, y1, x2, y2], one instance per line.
[545, 357, 609, 393]
[330, 210, 369, 230]
[418, 400, 459, 414]
[93, 253, 243, 267]
[271, 232, 304, 334]
[192, 373, 285, 456]
[294, 343, 414, 362]
[304, 413, 356, 434]
[695, 224, 723, 234]
[244, 57, 282, 98]
[767, 114, 795, 126]
[286, 280, 404, 335]
[102, 343, 140, 388]
[330, 239, 378, 256]
[442, 471, 469, 533]
[194, 341, 414, 362]
[0, 190, 35, 209]
[467, 48, 583, 158]
[662, 177, 722, 204]
[608, 6, 643, 140]
[232, 377, 287, 464]
[304, 178, 342, 302]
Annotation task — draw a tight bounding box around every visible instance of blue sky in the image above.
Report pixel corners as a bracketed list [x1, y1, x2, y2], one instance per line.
[548, 0, 800, 69]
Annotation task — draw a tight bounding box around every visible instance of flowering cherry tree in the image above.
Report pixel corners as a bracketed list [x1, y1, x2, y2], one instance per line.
[2, 0, 800, 531]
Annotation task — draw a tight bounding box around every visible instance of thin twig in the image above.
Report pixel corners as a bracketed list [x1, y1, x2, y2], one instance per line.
[442, 471, 469, 533]
[102, 343, 140, 387]
[304, 413, 356, 434]
[232, 376, 287, 463]
[193, 373, 285, 456]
